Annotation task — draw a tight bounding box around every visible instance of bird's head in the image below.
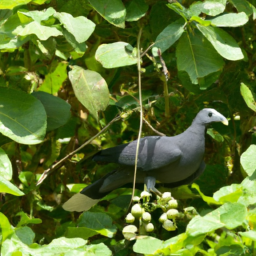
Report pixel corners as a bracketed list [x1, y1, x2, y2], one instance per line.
[194, 108, 229, 126]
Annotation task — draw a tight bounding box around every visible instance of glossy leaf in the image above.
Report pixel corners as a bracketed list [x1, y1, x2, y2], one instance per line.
[125, 0, 148, 22]
[0, 176, 24, 196]
[197, 24, 244, 60]
[133, 236, 163, 255]
[0, 87, 47, 144]
[0, 148, 12, 180]
[88, 0, 126, 28]
[54, 12, 95, 43]
[0, 212, 13, 241]
[33, 91, 71, 131]
[0, 0, 31, 9]
[241, 144, 256, 176]
[213, 184, 243, 203]
[240, 83, 256, 112]
[230, 0, 254, 16]
[176, 30, 224, 84]
[18, 7, 56, 22]
[95, 42, 137, 68]
[78, 212, 117, 238]
[154, 19, 185, 54]
[210, 12, 249, 27]
[69, 66, 109, 120]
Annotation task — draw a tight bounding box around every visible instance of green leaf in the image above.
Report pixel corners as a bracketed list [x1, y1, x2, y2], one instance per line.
[176, 30, 224, 84]
[167, 2, 189, 21]
[230, 0, 254, 16]
[0, 148, 12, 180]
[69, 66, 109, 120]
[95, 42, 137, 68]
[210, 12, 249, 27]
[0, 34, 29, 50]
[39, 61, 68, 94]
[207, 128, 224, 142]
[0, 212, 13, 242]
[238, 174, 256, 206]
[18, 172, 35, 187]
[154, 19, 185, 54]
[32, 91, 71, 131]
[66, 183, 87, 193]
[133, 236, 163, 255]
[88, 0, 126, 28]
[213, 184, 243, 203]
[0, 87, 47, 145]
[241, 144, 256, 176]
[15, 226, 35, 245]
[239, 230, 256, 241]
[16, 212, 42, 227]
[54, 12, 95, 43]
[78, 212, 117, 238]
[0, 0, 31, 9]
[125, 0, 148, 22]
[197, 24, 244, 61]
[0, 176, 24, 196]
[65, 227, 98, 240]
[240, 83, 256, 112]
[13, 21, 62, 40]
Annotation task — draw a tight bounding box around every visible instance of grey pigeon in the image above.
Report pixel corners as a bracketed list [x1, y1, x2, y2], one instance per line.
[63, 108, 228, 212]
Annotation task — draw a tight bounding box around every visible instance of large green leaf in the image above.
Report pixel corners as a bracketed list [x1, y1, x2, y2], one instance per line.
[125, 0, 148, 22]
[210, 12, 249, 27]
[240, 83, 256, 112]
[213, 184, 243, 203]
[88, 0, 126, 28]
[65, 227, 98, 240]
[0, 0, 31, 9]
[0, 176, 24, 196]
[0, 148, 12, 180]
[15, 226, 35, 245]
[39, 61, 68, 94]
[32, 91, 71, 131]
[95, 42, 137, 68]
[197, 24, 244, 60]
[0, 212, 13, 242]
[176, 30, 224, 84]
[0, 87, 46, 144]
[154, 19, 185, 54]
[133, 236, 163, 255]
[241, 144, 256, 176]
[69, 66, 109, 120]
[13, 21, 62, 40]
[78, 212, 117, 238]
[54, 12, 95, 43]
[18, 7, 56, 22]
[230, 0, 254, 16]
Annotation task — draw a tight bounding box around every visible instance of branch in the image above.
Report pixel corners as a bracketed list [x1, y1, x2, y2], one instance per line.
[143, 117, 166, 136]
[36, 115, 121, 186]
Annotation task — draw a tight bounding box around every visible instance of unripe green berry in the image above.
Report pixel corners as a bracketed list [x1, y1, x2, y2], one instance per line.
[141, 191, 151, 198]
[145, 223, 154, 232]
[142, 212, 151, 222]
[162, 192, 172, 201]
[159, 213, 168, 223]
[167, 209, 179, 219]
[168, 199, 178, 209]
[131, 203, 143, 218]
[125, 213, 135, 223]
[132, 196, 140, 202]
[162, 220, 176, 231]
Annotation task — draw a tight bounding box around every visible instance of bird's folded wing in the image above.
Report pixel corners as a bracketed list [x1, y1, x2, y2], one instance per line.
[93, 136, 182, 171]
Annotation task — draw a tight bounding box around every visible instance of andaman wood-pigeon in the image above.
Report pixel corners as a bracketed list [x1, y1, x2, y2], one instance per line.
[63, 108, 228, 212]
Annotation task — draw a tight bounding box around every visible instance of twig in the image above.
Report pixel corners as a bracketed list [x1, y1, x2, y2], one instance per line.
[143, 118, 166, 136]
[36, 115, 121, 186]
[140, 42, 155, 58]
[131, 27, 143, 203]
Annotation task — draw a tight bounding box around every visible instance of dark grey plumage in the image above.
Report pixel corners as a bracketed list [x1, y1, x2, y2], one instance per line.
[63, 108, 228, 212]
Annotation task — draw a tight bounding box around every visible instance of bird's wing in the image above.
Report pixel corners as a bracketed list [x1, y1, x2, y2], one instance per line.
[93, 136, 182, 171]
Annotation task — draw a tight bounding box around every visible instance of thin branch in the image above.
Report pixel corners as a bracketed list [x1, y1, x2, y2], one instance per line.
[143, 117, 166, 136]
[131, 27, 143, 203]
[140, 42, 155, 58]
[36, 115, 121, 186]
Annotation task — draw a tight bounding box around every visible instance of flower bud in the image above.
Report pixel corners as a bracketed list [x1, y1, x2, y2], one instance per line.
[145, 223, 154, 232]
[167, 209, 179, 219]
[162, 220, 176, 231]
[168, 199, 178, 209]
[162, 192, 172, 201]
[159, 213, 168, 223]
[140, 191, 151, 198]
[132, 196, 140, 202]
[131, 203, 143, 218]
[142, 212, 151, 222]
[125, 213, 135, 223]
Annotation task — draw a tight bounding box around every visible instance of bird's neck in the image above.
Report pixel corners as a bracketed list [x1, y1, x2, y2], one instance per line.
[187, 121, 207, 136]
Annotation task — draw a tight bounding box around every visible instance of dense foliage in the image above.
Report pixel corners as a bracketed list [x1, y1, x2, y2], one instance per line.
[1, 0, 256, 255]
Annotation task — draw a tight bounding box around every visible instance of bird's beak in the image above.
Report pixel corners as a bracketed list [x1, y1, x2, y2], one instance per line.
[221, 118, 229, 126]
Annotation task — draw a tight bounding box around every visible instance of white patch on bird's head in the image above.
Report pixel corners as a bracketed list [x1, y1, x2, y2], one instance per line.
[195, 108, 228, 126]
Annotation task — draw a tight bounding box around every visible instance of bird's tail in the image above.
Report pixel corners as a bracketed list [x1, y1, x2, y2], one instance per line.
[62, 170, 115, 212]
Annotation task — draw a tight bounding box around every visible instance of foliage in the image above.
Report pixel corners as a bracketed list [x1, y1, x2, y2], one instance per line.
[1, 0, 256, 255]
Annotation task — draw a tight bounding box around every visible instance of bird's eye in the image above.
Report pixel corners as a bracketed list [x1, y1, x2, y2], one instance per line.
[208, 112, 212, 117]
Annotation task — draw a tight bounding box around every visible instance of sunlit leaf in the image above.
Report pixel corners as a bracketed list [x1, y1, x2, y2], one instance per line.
[0, 148, 12, 180]
[0, 176, 24, 196]
[240, 83, 256, 112]
[241, 144, 256, 176]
